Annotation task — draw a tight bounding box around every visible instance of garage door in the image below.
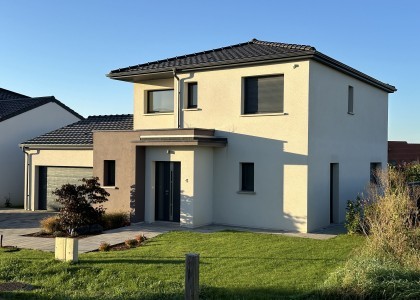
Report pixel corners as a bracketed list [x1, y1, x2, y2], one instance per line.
[38, 166, 93, 211]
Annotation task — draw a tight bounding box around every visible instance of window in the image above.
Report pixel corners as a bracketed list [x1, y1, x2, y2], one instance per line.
[104, 160, 116, 186]
[147, 89, 174, 113]
[187, 82, 198, 108]
[244, 75, 284, 114]
[348, 86, 354, 114]
[240, 163, 254, 192]
[370, 162, 381, 184]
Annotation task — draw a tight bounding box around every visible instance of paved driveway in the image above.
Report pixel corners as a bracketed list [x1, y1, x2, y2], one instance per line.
[0, 209, 55, 231]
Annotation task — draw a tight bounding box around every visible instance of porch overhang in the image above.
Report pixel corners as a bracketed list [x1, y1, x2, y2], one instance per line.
[132, 128, 227, 148]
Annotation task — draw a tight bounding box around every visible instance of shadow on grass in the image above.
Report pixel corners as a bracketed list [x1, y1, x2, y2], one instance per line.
[80, 258, 189, 265]
[0, 286, 368, 300]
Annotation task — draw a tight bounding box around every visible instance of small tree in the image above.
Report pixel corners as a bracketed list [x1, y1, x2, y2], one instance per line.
[53, 177, 109, 235]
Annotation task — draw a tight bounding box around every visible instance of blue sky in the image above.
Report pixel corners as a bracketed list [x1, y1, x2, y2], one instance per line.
[0, 0, 419, 142]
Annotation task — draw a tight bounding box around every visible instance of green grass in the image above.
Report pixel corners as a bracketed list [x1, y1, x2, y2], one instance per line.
[0, 231, 363, 299]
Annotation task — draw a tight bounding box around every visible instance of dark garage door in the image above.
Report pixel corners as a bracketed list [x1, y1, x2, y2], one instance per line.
[38, 166, 93, 210]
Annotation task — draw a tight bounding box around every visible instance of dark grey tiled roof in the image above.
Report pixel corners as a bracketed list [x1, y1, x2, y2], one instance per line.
[0, 96, 83, 122]
[109, 39, 315, 75]
[0, 88, 29, 100]
[108, 38, 396, 92]
[22, 114, 133, 146]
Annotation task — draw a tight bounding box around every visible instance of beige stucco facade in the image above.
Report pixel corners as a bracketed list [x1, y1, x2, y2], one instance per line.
[24, 57, 393, 233]
[24, 148, 92, 210]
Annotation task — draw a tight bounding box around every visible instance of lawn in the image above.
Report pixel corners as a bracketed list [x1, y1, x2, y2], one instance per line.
[0, 231, 364, 299]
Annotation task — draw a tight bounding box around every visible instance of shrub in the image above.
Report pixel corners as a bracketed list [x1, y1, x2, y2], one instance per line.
[321, 255, 420, 299]
[362, 168, 420, 267]
[40, 216, 62, 234]
[53, 177, 109, 235]
[345, 197, 364, 235]
[124, 239, 137, 248]
[135, 233, 147, 243]
[100, 212, 130, 231]
[4, 194, 11, 208]
[99, 242, 111, 252]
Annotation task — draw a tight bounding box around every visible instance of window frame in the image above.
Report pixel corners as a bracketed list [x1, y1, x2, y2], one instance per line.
[243, 74, 284, 115]
[240, 162, 255, 193]
[348, 85, 354, 115]
[104, 160, 116, 187]
[146, 89, 175, 114]
[187, 82, 198, 109]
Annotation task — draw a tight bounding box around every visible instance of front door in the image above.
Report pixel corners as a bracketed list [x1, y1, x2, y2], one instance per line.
[155, 162, 181, 222]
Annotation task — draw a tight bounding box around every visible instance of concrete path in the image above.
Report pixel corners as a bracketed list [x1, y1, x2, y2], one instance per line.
[1, 209, 346, 254]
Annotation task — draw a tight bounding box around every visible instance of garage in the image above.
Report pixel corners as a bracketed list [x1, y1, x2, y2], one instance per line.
[38, 166, 93, 210]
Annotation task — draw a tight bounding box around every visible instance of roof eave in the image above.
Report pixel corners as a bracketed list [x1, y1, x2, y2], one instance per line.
[107, 52, 315, 81]
[20, 144, 93, 150]
[108, 52, 396, 93]
[312, 52, 397, 93]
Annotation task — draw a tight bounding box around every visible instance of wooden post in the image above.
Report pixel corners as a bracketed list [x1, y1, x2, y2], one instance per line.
[0, 234, 3, 248]
[185, 253, 199, 300]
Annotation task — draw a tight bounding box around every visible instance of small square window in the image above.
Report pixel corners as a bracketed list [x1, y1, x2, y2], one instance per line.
[348, 86, 354, 114]
[147, 89, 174, 113]
[187, 82, 198, 108]
[104, 160, 116, 186]
[240, 163, 254, 192]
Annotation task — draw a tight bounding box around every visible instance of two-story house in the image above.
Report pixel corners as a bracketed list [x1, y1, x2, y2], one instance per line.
[22, 39, 396, 232]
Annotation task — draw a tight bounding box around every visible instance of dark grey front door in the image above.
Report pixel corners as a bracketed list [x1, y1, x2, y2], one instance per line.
[155, 162, 181, 222]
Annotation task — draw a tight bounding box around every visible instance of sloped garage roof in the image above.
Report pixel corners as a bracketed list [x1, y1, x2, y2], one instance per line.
[21, 114, 133, 147]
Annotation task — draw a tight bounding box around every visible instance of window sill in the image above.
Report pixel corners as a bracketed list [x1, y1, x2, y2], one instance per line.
[240, 112, 288, 117]
[102, 186, 119, 190]
[143, 112, 174, 116]
[182, 108, 202, 111]
[237, 191, 256, 195]
[347, 112, 354, 115]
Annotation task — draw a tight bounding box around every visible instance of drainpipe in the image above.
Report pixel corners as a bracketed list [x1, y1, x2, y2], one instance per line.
[21, 146, 31, 210]
[173, 68, 181, 128]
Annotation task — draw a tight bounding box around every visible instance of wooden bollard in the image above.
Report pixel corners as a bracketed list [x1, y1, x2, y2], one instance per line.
[0, 234, 3, 248]
[185, 253, 199, 300]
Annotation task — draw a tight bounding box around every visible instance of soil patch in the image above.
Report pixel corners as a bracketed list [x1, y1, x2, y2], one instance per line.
[23, 232, 99, 239]
[0, 282, 33, 292]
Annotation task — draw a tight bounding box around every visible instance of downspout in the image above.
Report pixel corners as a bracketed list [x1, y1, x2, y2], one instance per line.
[21, 146, 31, 210]
[173, 68, 181, 128]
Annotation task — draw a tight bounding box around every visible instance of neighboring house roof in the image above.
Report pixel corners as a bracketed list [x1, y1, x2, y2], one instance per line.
[108, 38, 396, 93]
[0, 88, 29, 100]
[0, 96, 84, 123]
[388, 141, 420, 164]
[21, 114, 133, 147]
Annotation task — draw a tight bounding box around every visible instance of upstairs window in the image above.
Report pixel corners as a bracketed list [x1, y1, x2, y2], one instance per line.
[104, 160, 116, 186]
[187, 82, 198, 108]
[147, 89, 174, 113]
[240, 163, 254, 192]
[244, 75, 284, 114]
[348, 86, 354, 114]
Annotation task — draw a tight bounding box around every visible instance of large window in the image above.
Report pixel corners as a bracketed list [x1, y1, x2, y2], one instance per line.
[104, 160, 116, 186]
[240, 163, 254, 192]
[147, 89, 174, 113]
[187, 82, 198, 108]
[244, 75, 284, 114]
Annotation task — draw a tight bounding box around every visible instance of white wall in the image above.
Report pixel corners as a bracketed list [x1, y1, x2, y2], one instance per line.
[307, 61, 388, 231]
[0, 102, 81, 207]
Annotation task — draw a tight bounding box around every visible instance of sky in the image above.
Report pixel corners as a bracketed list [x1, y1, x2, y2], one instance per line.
[0, 0, 419, 142]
